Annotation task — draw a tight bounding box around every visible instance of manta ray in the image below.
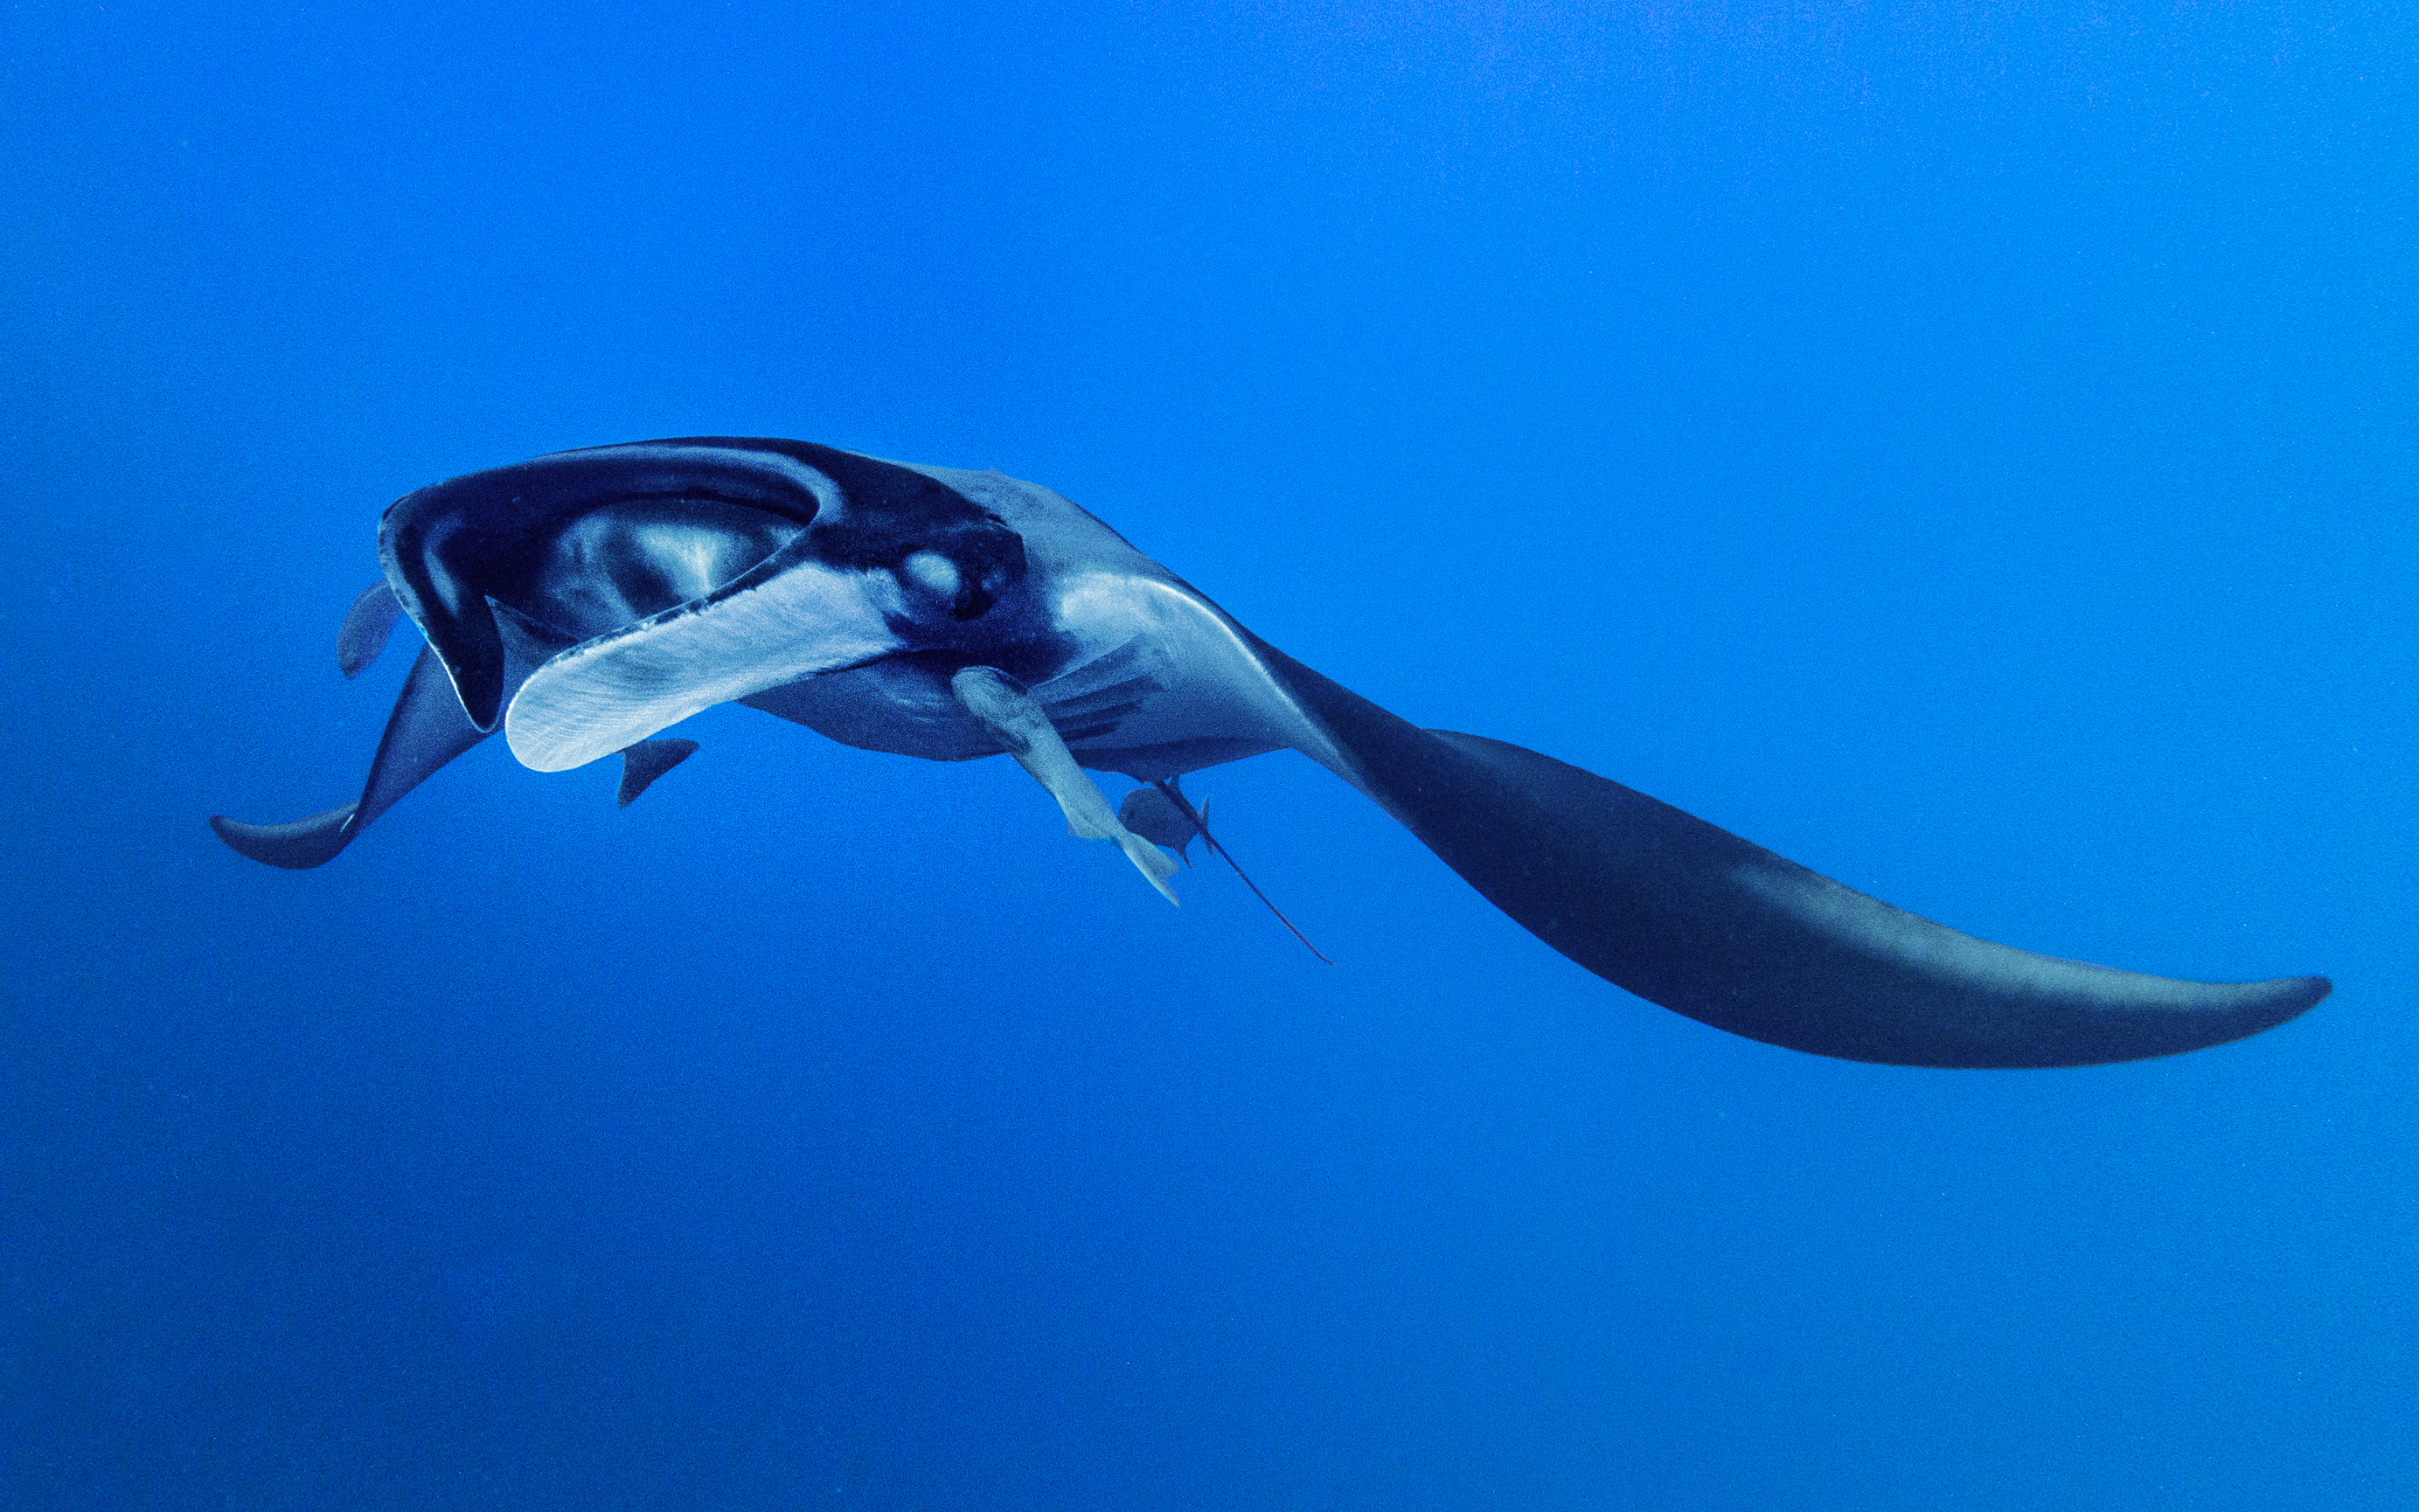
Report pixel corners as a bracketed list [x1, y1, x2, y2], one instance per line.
[211, 439, 2328, 1068]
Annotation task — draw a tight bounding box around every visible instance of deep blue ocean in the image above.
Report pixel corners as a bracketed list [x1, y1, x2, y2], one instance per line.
[3, 3, 2411, 1507]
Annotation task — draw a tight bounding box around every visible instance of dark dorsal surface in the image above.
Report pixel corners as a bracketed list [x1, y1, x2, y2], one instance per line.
[1246, 637, 2326, 1068]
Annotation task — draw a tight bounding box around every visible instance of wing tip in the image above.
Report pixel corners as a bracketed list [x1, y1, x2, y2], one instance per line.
[209, 804, 359, 870]
[1876, 972, 2334, 1071]
[2218, 973, 2332, 1035]
[2255, 972, 2332, 1027]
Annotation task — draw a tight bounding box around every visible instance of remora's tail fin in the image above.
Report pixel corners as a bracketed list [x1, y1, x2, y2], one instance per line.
[1250, 640, 2327, 1068]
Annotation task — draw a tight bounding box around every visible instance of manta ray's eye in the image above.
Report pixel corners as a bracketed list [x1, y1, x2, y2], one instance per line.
[892, 520, 1025, 622]
[900, 549, 993, 618]
[899, 545, 1003, 621]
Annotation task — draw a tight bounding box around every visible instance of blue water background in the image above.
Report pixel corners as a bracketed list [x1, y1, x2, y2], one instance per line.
[3, 3, 2412, 1507]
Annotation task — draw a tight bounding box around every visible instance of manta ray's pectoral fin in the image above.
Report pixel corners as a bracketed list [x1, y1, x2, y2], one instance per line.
[951, 666, 1179, 905]
[1248, 639, 2328, 1068]
[337, 580, 405, 678]
[211, 644, 494, 869]
[208, 802, 363, 870]
[615, 738, 700, 808]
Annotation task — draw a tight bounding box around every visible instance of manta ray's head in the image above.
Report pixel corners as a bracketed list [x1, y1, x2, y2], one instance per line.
[377, 438, 1032, 735]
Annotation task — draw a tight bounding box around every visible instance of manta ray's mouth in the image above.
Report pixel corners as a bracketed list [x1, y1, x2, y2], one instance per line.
[502, 496, 810, 643]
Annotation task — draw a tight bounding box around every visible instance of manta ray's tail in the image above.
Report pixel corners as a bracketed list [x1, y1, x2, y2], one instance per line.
[1250, 641, 2328, 1069]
